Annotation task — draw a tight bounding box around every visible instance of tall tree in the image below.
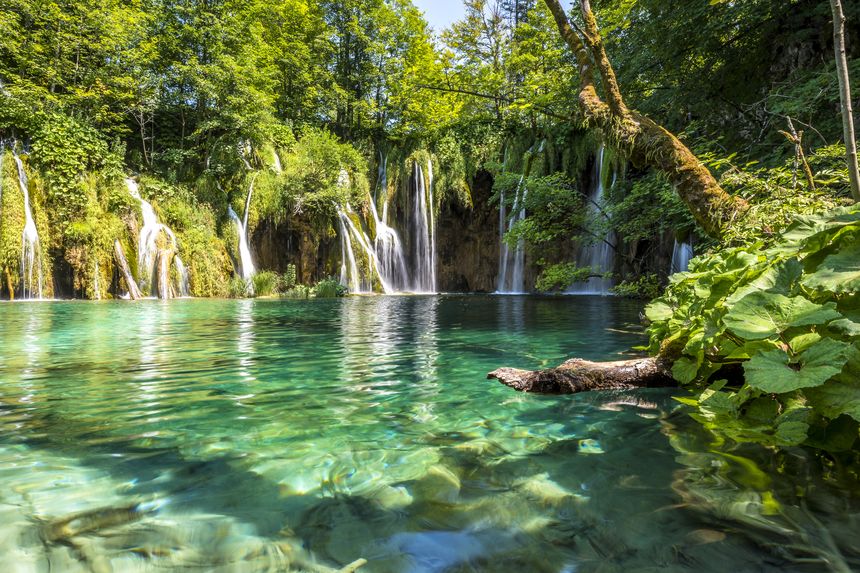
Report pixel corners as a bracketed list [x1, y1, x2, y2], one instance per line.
[830, 0, 860, 202]
[542, 0, 748, 238]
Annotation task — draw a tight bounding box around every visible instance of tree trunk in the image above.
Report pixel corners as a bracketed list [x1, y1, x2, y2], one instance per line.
[488, 356, 675, 394]
[542, 0, 748, 238]
[830, 0, 860, 202]
[113, 240, 142, 300]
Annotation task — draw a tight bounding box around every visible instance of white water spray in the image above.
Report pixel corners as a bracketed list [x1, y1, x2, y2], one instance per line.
[14, 152, 43, 299]
[567, 146, 615, 295]
[229, 177, 257, 281]
[670, 240, 694, 274]
[126, 178, 187, 297]
[410, 162, 436, 293]
[497, 175, 527, 294]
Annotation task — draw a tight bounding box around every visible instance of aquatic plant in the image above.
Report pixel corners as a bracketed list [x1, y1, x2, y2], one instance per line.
[645, 206, 860, 449]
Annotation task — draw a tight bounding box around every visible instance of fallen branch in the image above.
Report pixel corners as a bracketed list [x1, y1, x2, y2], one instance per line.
[488, 356, 675, 394]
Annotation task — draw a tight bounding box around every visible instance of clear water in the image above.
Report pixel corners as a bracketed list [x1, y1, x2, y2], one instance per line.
[1, 296, 858, 572]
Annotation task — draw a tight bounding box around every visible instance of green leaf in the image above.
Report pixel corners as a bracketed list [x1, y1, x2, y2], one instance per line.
[774, 421, 809, 445]
[645, 300, 673, 322]
[672, 356, 700, 384]
[802, 241, 860, 295]
[722, 292, 841, 340]
[744, 339, 853, 393]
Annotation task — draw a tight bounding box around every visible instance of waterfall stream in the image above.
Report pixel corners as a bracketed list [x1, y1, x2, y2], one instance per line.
[410, 162, 436, 293]
[670, 240, 694, 274]
[14, 152, 43, 299]
[126, 178, 186, 298]
[496, 175, 527, 294]
[567, 146, 615, 295]
[229, 177, 257, 281]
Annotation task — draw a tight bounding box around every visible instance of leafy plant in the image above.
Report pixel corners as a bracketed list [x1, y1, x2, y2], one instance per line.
[251, 271, 279, 297]
[228, 277, 251, 298]
[312, 277, 348, 298]
[645, 206, 860, 449]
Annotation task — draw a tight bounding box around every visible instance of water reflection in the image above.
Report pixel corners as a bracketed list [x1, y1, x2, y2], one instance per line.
[0, 297, 857, 572]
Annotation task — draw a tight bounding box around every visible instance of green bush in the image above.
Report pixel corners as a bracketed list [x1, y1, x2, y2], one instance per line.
[312, 277, 348, 298]
[610, 274, 662, 299]
[282, 285, 312, 299]
[645, 206, 860, 450]
[228, 277, 251, 298]
[252, 271, 279, 297]
[281, 264, 297, 290]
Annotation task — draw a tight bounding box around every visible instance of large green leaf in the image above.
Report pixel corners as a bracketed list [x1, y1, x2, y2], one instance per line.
[744, 339, 852, 393]
[644, 300, 673, 322]
[726, 258, 801, 304]
[722, 292, 841, 340]
[801, 241, 860, 295]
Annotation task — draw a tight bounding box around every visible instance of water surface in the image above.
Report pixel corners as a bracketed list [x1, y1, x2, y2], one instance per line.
[0, 296, 857, 572]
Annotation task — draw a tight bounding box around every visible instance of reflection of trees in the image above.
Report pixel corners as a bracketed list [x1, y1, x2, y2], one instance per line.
[663, 413, 860, 572]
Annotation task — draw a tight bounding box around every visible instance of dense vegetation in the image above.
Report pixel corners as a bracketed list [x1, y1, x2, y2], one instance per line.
[1, 0, 859, 450]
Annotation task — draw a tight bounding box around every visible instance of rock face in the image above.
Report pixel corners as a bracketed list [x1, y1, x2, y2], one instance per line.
[252, 217, 339, 285]
[438, 169, 527, 293]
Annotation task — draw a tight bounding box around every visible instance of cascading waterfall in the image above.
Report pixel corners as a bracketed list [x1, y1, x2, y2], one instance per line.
[272, 149, 283, 174]
[126, 178, 186, 298]
[410, 162, 436, 293]
[567, 146, 615, 295]
[368, 159, 409, 291]
[229, 177, 257, 281]
[14, 152, 43, 299]
[175, 256, 190, 296]
[670, 240, 694, 274]
[338, 205, 394, 294]
[496, 175, 527, 294]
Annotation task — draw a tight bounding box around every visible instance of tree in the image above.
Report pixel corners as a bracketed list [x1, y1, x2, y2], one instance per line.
[541, 0, 748, 238]
[830, 0, 860, 202]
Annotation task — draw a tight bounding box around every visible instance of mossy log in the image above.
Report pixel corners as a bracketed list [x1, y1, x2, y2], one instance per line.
[113, 240, 142, 300]
[488, 356, 675, 394]
[542, 0, 748, 238]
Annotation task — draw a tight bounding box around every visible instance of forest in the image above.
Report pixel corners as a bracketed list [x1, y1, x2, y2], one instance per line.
[1, 0, 860, 571]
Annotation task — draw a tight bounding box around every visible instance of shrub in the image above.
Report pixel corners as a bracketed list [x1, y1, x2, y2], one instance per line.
[252, 271, 279, 297]
[312, 277, 348, 298]
[282, 285, 312, 299]
[645, 206, 860, 450]
[228, 277, 250, 298]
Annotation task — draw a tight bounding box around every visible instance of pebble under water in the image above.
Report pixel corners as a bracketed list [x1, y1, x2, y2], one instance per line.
[0, 296, 858, 572]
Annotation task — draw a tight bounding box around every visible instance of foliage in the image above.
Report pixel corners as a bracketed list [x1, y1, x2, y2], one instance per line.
[282, 284, 312, 299]
[645, 207, 860, 449]
[282, 264, 297, 291]
[228, 277, 251, 299]
[251, 271, 279, 297]
[610, 274, 662, 299]
[312, 277, 348, 298]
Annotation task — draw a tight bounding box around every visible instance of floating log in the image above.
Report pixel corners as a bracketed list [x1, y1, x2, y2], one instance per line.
[113, 240, 142, 300]
[488, 356, 675, 394]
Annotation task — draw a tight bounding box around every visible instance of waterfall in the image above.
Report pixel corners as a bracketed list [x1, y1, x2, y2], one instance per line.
[229, 177, 257, 281]
[94, 260, 101, 300]
[670, 240, 694, 274]
[14, 152, 43, 299]
[272, 149, 283, 174]
[496, 175, 527, 294]
[567, 146, 615, 295]
[338, 206, 394, 294]
[175, 256, 190, 296]
[368, 163, 409, 291]
[410, 162, 436, 293]
[126, 178, 185, 298]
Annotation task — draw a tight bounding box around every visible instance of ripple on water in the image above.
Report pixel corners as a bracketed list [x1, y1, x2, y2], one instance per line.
[0, 296, 858, 572]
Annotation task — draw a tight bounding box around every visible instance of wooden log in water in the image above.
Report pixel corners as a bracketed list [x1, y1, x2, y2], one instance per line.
[488, 356, 675, 394]
[113, 240, 142, 300]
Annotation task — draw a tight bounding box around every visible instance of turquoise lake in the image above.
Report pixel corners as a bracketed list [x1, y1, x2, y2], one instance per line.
[0, 296, 858, 572]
